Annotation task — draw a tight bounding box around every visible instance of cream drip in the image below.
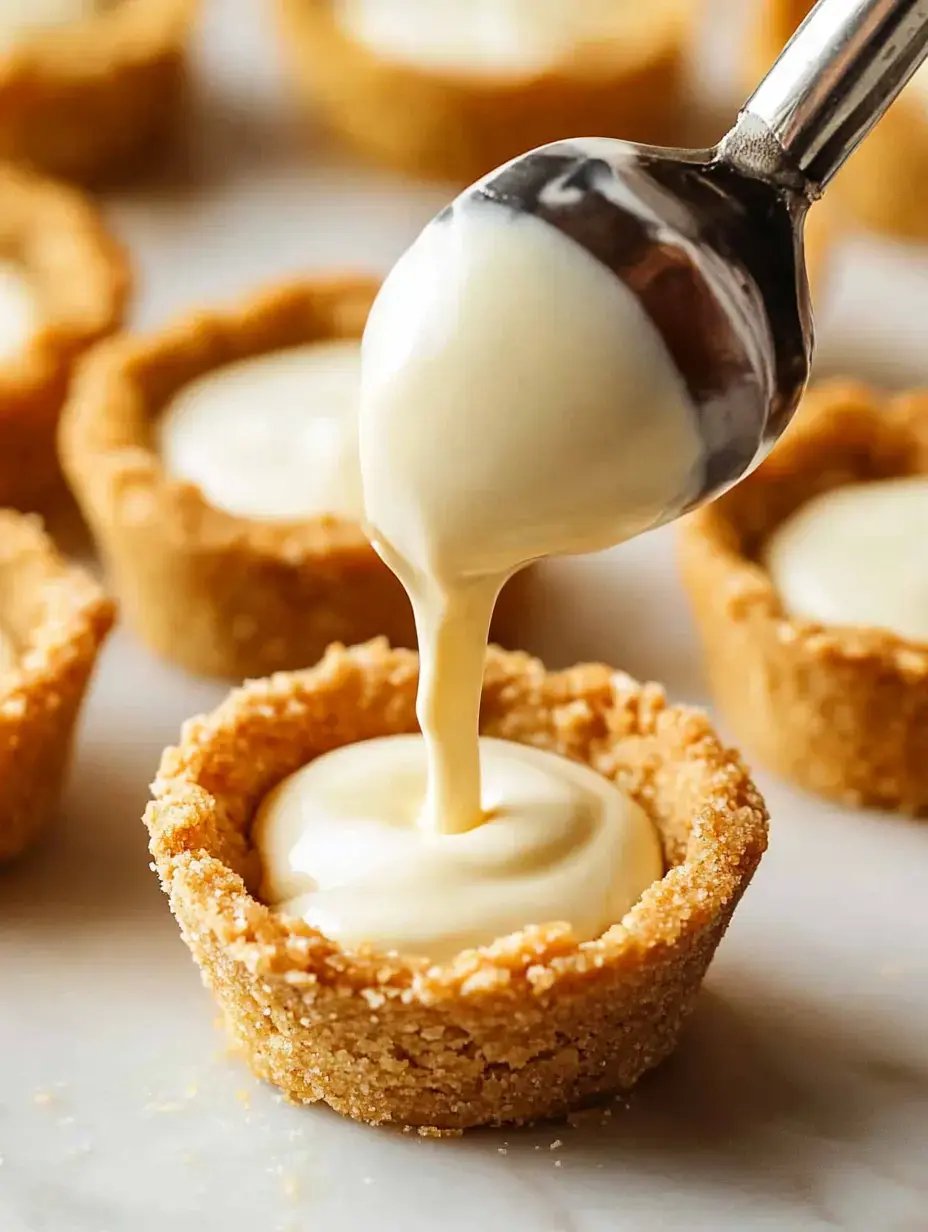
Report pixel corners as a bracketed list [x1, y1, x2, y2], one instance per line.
[0, 260, 38, 361]
[254, 735, 662, 962]
[157, 341, 363, 523]
[765, 476, 928, 644]
[336, 0, 681, 78]
[360, 201, 702, 834]
[257, 196, 698, 958]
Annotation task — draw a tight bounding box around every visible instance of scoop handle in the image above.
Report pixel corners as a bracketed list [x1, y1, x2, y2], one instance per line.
[723, 0, 928, 195]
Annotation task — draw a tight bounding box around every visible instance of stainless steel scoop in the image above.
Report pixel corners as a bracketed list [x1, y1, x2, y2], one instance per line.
[449, 0, 928, 515]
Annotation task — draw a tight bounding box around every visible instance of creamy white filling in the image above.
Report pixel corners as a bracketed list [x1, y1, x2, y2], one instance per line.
[0, 260, 38, 362]
[0, 0, 106, 47]
[361, 205, 702, 591]
[336, 0, 677, 77]
[157, 340, 364, 523]
[764, 476, 928, 644]
[255, 734, 662, 962]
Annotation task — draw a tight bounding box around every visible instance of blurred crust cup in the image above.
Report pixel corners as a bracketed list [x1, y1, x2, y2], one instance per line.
[59, 276, 531, 679]
[275, 0, 702, 183]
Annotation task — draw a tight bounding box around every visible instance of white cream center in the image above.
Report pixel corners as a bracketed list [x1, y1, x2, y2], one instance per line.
[0, 0, 105, 46]
[0, 260, 38, 361]
[765, 476, 928, 644]
[337, 0, 681, 77]
[255, 735, 662, 962]
[157, 341, 363, 523]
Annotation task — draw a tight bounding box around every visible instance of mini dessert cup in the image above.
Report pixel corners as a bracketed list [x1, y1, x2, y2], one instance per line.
[145, 639, 768, 1132]
[60, 277, 528, 679]
[0, 510, 114, 861]
[0, 164, 128, 512]
[275, 0, 700, 184]
[752, 0, 928, 240]
[680, 381, 928, 815]
[0, 0, 199, 183]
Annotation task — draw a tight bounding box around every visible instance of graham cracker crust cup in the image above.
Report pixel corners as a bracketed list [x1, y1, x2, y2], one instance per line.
[145, 640, 768, 1132]
[679, 380, 928, 816]
[751, 0, 928, 240]
[0, 0, 199, 184]
[59, 276, 528, 680]
[0, 164, 129, 513]
[275, 0, 699, 184]
[0, 510, 114, 861]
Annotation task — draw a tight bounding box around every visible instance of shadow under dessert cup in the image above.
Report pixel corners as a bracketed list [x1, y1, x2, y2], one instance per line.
[0, 163, 128, 512]
[752, 0, 928, 241]
[59, 276, 528, 679]
[275, 0, 700, 183]
[0, 509, 114, 861]
[0, 0, 199, 183]
[145, 639, 768, 1132]
[680, 380, 928, 816]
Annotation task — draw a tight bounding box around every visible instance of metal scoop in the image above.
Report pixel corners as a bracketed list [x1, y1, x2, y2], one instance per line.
[448, 0, 928, 512]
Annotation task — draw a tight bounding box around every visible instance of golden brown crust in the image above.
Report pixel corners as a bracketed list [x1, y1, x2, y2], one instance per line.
[0, 0, 198, 183]
[679, 380, 928, 815]
[59, 276, 528, 679]
[751, 0, 928, 240]
[275, 0, 698, 184]
[144, 640, 768, 1131]
[0, 164, 129, 511]
[0, 510, 115, 861]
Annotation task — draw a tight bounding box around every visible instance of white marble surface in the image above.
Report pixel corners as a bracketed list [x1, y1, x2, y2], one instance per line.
[2, 3, 928, 1230]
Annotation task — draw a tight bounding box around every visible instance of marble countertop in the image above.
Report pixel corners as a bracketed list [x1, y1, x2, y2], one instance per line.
[1, 3, 927, 1230]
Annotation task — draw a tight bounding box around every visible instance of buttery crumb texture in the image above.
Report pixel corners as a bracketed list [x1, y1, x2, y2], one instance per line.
[145, 640, 767, 1132]
[680, 380, 928, 815]
[0, 510, 114, 861]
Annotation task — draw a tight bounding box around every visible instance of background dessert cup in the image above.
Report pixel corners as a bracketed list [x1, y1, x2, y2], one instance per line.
[0, 510, 114, 861]
[0, 163, 128, 512]
[679, 381, 928, 816]
[0, 0, 199, 183]
[275, 0, 701, 183]
[145, 640, 768, 1132]
[60, 276, 528, 679]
